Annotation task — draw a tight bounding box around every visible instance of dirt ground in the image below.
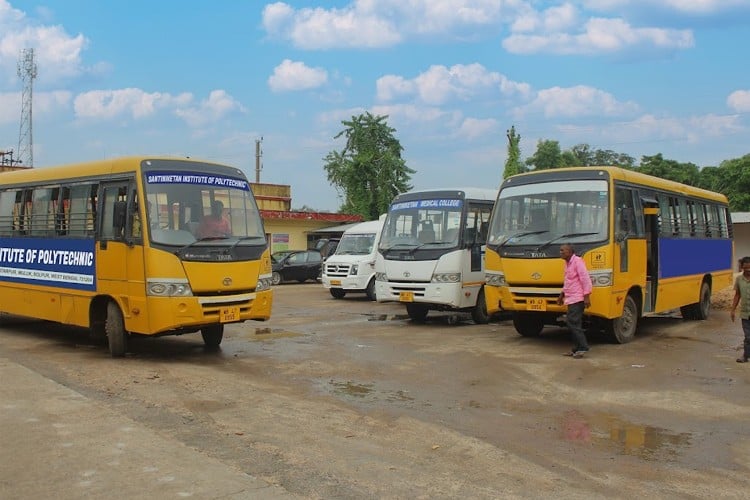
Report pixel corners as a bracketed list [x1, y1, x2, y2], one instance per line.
[1, 283, 749, 499]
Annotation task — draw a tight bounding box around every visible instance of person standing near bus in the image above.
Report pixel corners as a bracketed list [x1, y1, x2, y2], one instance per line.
[730, 256, 750, 363]
[197, 200, 231, 238]
[557, 243, 592, 358]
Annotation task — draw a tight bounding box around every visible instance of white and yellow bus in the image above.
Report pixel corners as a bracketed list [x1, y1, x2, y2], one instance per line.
[484, 167, 733, 343]
[0, 156, 273, 356]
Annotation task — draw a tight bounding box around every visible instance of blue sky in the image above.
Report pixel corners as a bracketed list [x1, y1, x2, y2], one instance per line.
[1, 1, 749, 212]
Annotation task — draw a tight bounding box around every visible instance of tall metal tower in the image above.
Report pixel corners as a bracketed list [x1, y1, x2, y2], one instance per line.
[17, 48, 37, 167]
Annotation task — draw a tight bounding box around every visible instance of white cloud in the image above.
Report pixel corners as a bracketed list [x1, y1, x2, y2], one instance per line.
[727, 90, 750, 113]
[0, 2, 90, 85]
[73, 88, 242, 127]
[504, 16, 693, 55]
[376, 63, 531, 105]
[262, 0, 513, 49]
[456, 117, 498, 140]
[514, 85, 639, 119]
[0, 89, 71, 124]
[268, 59, 328, 92]
[175, 90, 246, 128]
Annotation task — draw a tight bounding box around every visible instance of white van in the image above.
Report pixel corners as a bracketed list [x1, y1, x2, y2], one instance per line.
[321, 216, 385, 300]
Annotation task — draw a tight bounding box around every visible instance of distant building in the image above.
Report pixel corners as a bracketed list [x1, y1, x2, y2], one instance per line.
[733, 212, 750, 264]
[250, 182, 362, 253]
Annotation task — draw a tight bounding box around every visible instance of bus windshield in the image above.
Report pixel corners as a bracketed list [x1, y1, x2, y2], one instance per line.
[144, 170, 265, 246]
[335, 233, 376, 255]
[379, 198, 463, 250]
[488, 179, 609, 247]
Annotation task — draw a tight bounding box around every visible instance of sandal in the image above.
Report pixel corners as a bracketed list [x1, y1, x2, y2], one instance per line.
[737, 357, 748, 363]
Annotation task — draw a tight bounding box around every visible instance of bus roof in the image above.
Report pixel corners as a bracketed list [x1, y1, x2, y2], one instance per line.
[0, 156, 244, 186]
[393, 187, 498, 203]
[502, 166, 728, 204]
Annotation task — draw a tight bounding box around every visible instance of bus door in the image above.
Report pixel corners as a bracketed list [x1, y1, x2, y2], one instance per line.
[463, 201, 493, 275]
[614, 187, 647, 312]
[641, 197, 659, 313]
[97, 180, 146, 311]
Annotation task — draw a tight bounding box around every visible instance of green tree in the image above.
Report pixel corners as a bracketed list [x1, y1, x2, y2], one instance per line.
[525, 139, 562, 170]
[503, 125, 525, 179]
[323, 112, 414, 220]
[637, 153, 699, 185]
[702, 154, 750, 211]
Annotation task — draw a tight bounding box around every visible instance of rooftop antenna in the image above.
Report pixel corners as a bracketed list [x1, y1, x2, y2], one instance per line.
[17, 48, 37, 167]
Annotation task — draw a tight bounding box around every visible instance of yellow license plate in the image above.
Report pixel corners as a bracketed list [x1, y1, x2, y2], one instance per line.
[527, 298, 546, 311]
[220, 306, 240, 323]
[330, 279, 341, 286]
[399, 291, 414, 302]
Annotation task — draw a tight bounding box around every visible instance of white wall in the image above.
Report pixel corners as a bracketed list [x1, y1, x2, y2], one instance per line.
[735, 222, 750, 266]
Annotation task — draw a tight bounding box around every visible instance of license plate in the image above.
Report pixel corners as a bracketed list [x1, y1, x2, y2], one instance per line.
[220, 306, 240, 323]
[399, 291, 414, 302]
[330, 279, 341, 286]
[527, 298, 546, 311]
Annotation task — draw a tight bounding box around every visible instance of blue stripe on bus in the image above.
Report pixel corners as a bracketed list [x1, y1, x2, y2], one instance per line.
[0, 238, 96, 291]
[658, 238, 733, 279]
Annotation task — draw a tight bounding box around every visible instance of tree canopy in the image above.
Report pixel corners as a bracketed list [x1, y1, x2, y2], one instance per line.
[503, 126, 525, 179]
[323, 112, 414, 220]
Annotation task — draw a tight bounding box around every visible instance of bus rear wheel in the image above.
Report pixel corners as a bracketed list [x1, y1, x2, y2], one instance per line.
[471, 288, 491, 324]
[201, 324, 224, 348]
[608, 294, 638, 344]
[330, 288, 346, 299]
[406, 303, 429, 323]
[512, 313, 544, 337]
[105, 301, 127, 357]
[681, 281, 711, 320]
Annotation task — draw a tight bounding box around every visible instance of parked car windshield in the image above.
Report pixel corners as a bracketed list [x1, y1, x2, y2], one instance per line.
[334, 233, 376, 255]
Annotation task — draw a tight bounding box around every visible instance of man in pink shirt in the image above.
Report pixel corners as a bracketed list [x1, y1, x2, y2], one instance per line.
[557, 244, 592, 358]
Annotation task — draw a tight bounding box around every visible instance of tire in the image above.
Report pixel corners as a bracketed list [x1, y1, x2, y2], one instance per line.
[608, 294, 638, 344]
[271, 271, 281, 286]
[330, 288, 346, 299]
[694, 281, 711, 320]
[406, 303, 429, 323]
[201, 324, 224, 348]
[365, 279, 376, 301]
[679, 304, 694, 320]
[512, 313, 544, 337]
[105, 301, 127, 357]
[471, 288, 491, 324]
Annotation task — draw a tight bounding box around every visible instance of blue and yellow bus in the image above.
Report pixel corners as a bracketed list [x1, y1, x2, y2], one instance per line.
[0, 157, 273, 356]
[484, 167, 733, 343]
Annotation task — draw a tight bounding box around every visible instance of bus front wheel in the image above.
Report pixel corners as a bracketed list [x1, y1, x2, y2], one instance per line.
[608, 295, 638, 344]
[330, 288, 346, 299]
[512, 313, 544, 337]
[406, 303, 429, 323]
[105, 301, 127, 357]
[471, 288, 491, 324]
[201, 325, 224, 348]
[366, 279, 377, 301]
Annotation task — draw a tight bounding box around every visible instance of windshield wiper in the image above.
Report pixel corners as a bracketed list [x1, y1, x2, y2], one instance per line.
[174, 235, 231, 255]
[536, 232, 599, 251]
[497, 230, 549, 248]
[381, 243, 417, 252]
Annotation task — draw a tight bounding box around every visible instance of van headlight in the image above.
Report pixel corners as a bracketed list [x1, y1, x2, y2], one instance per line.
[256, 275, 273, 291]
[349, 264, 359, 275]
[147, 280, 193, 297]
[485, 272, 506, 287]
[375, 272, 387, 282]
[590, 270, 612, 287]
[432, 273, 460, 283]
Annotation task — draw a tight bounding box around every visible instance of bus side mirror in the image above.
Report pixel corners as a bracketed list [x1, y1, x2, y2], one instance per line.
[113, 200, 127, 233]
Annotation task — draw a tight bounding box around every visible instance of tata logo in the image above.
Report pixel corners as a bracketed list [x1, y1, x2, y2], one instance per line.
[222, 277, 232, 286]
[403, 271, 411, 278]
[528, 252, 546, 258]
[530, 272, 542, 280]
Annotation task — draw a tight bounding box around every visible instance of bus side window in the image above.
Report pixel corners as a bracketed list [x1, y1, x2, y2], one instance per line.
[0, 190, 17, 237]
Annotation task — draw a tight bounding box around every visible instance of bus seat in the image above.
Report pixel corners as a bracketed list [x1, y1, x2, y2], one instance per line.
[185, 221, 200, 235]
[418, 221, 435, 243]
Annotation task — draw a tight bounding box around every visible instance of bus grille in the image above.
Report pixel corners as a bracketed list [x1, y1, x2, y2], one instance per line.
[325, 263, 351, 277]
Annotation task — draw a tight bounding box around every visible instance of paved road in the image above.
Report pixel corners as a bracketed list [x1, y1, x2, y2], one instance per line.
[1, 284, 749, 498]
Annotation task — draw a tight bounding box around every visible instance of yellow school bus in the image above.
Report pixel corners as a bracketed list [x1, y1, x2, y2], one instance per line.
[484, 166, 733, 343]
[0, 157, 273, 356]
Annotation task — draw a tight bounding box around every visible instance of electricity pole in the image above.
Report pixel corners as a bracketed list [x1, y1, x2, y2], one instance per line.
[255, 137, 263, 182]
[17, 48, 37, 167]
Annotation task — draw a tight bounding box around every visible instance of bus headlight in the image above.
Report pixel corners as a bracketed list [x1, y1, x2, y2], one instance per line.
[256, 275, 273, 292]
[590, 270, 613, 287]
[349, 264, 359, 276]
[375, 272, 387, 282]
[485, 272, 506, 287]
[147, 281, 193, 297]
[432, 273, 460, 283]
